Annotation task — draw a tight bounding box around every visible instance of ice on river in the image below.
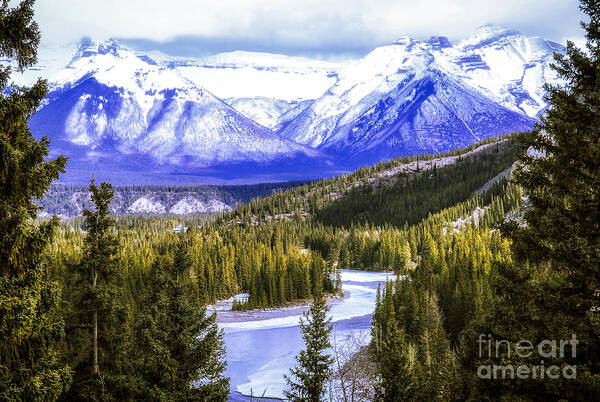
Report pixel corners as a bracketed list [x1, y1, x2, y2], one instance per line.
[221, 269, 396, 400]
[220, 270, 394, 333]
[341, 270, 397, 283]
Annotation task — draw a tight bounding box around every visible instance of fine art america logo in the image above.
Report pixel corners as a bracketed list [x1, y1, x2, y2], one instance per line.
[477, 334, 578, 380]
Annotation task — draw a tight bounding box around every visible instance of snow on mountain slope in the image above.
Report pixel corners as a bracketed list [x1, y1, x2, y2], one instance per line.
[151, 50, 342, 102]
[224, 97, 299, 129]
[281, 38, 435, 148]
[279, 26, 561, 160]
[283, 67, 533, 164]
[444, 25, 563, 117]
[274, 99, 315, 132]
[127, 196, 167, 214]
[39, 183, 304, 217]
[28, 39, 323, 174]
[169, 196, 230, 214]
[145, 50, 341, 129]
[126, 195, 230, 214]
[14, 26, 564, 182]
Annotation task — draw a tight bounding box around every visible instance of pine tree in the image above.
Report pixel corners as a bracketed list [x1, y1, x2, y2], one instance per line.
[284, 288, 333, 402]
[132, 241, 229, 401]
[63, 180, 131, 400]
[415, 293, 459, 401]
[375, 319, 414, 401]
[0, 1, 71, 399]
[485, 0, 600, 398]
[505, 0, 600, 322]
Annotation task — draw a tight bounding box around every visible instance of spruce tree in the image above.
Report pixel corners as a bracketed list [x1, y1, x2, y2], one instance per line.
[505, 0, 600, 323]
[63, 180, 131, 400]
[284, 288, 333, 402]
[375, 320, 414, 402]
[483, 0, 600, 399]
[131, 241, 229, 401]
[0, 0, 70, 399]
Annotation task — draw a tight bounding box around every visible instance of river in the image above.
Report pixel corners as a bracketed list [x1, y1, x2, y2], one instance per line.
[217, 269, 396, 400]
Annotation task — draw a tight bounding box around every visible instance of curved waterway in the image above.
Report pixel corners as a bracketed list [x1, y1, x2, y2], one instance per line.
[217, 269, 397, 401]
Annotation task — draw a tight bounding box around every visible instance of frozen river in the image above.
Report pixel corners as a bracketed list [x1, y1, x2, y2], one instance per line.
[219, 269, 396, 400]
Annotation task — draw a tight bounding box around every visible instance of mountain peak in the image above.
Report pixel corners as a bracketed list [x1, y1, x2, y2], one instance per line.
[427, 36, 453, 49]
[461, 25, 521, 48]
[72, 37, 127, 61]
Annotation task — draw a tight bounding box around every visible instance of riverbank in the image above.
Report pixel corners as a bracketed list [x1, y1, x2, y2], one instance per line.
[210, 293, 346, 324]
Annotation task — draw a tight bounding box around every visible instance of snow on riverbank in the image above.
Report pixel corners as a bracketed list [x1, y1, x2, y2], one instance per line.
[218, 270, 395, 333]
[220, 270, 397, 399]
[209, 293, 249, 312]
[341, 270, 396, 283]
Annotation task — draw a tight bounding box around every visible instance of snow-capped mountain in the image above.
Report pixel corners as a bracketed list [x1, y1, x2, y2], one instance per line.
[27, 39, 329, 183]
[147, 50, 341, 129]
[7, 25, 564, 183]
[447, 25, 562, 117]
[151, 50, 341, 102]
[278, 25, 561, 162]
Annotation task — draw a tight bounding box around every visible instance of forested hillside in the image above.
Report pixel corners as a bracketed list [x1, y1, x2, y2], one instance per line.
[222, 135, 515, 224]
[46, 135, 518, 313]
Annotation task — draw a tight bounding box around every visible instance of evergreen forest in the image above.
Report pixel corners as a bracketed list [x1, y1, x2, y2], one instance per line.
[1, 0, 599, 401]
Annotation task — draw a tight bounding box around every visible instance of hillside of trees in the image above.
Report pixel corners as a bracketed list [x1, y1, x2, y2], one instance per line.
[44, 135, 519, 313]
[26, 116, 522, 400]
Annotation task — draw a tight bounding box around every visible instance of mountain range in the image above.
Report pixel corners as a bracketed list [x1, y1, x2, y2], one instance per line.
[38, 182, 305, 217]
[5, 25, 562, 184]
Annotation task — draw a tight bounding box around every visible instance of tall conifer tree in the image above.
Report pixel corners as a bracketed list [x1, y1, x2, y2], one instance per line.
[132, 241, 229, 401]
[505, 0, 600, 324]
[63, 180, 130, 400]
[482, 0, 600, 399]
[285, 288, 333, 402]
[375, 320, 415, 401]
[0, 1, 70, 399]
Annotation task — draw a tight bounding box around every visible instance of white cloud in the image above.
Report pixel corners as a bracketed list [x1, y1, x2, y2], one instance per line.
[34, 0, 586, 54]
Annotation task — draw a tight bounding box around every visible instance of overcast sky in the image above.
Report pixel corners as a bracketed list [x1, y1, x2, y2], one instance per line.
[32, 0, 587, 58]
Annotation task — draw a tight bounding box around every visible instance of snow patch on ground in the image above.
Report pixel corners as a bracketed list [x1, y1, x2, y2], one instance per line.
[475, 164, 514, 195]
[208, 293, 250, 313]
[236, 357, 290, 399]
[341, 270, 395, 283]
[376, 141, 502, 179]
[445, 206, 488, 234]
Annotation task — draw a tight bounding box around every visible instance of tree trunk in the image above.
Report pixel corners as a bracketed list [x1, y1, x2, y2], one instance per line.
[93, 266, 99, 374]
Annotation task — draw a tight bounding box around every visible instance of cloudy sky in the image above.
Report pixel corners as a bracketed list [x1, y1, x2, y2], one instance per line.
[32, 0, 587, 58]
